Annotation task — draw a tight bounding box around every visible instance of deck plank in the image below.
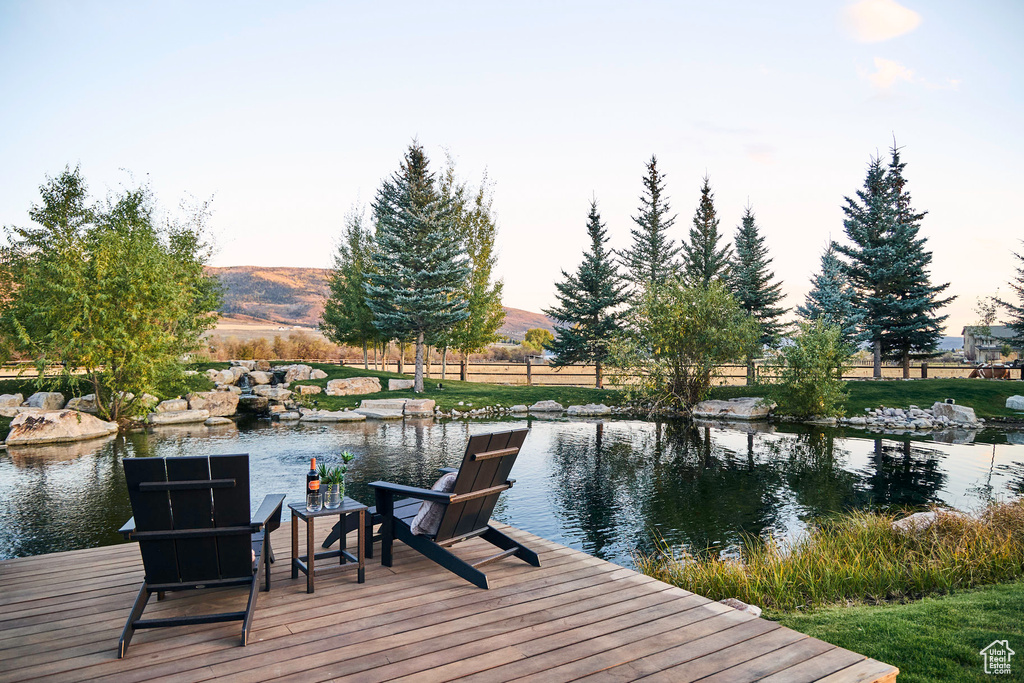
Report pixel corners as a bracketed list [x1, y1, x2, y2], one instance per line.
[0, 522, 898, 683]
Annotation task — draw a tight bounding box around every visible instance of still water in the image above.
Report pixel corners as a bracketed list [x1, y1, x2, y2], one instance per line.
[2, 417, 1023, 566]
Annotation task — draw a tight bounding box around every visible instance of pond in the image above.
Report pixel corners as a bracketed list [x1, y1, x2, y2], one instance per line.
[2, 417, 1023, 567]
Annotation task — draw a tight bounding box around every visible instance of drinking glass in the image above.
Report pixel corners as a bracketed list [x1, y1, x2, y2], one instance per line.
[306, 490, 322, 512]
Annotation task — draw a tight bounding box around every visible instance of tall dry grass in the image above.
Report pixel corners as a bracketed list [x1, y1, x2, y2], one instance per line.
[636, 499, 1024, 612]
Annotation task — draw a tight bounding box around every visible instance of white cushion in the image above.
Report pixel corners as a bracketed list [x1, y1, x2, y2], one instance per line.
[410, 472, 457, 536]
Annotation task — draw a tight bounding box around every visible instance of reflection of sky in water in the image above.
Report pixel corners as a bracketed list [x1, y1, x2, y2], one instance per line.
[1, 418, 1022, 567]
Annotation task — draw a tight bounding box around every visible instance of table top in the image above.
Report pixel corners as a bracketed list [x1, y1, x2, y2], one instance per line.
[289, 496, 367, 520]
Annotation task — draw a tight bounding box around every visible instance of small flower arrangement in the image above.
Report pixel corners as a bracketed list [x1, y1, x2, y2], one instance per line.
[317, 451, 357, 501]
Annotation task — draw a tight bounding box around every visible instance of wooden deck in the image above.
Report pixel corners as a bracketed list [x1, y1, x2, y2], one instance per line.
[0, 519, 897, 682]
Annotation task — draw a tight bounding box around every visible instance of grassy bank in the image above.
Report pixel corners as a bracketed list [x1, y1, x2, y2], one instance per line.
[279, 362, 622, 412]
[637, 500, 1024, 612]
[710, 378, 1024, 420]
[775, 582, 1024, 683]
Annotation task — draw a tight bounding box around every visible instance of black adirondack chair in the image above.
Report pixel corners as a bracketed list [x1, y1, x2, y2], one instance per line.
[118, 454, 285, 658]
[368, 428, 539, 589]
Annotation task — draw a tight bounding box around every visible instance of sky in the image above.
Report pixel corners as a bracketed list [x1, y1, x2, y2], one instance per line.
[1, 0, 1022, 334]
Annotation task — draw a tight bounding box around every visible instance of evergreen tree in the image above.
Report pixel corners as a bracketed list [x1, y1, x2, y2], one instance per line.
[545, 200, 628, 388]
[321, 206, 378, 368]
[436, 161, 505, 378]
[833, 156, 895, 378]
[879, 144, 953, 376]
[730, 205, 788, 382]
[366, 143, 469, 393]
[996, 245, 1024, 349]
[620, 155, 679, 296]
[681, 175, 732, 286]
[798, 243, 863, 346]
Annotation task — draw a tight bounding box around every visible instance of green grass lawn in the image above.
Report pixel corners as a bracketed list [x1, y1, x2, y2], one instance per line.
[710, 378, 1024, 420]
[774, 582, 1024, 682]
[282, 362, 621, 412]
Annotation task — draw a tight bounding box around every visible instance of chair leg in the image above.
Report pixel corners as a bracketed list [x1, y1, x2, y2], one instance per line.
[364, 519, 374, 559]
[322, 519, 343, 549]
[242, 567, 262, 646]
[395, 523, 489, 589]
[481, 526, 541, 567]
[118, 585, 151, 658]
[375, 489, 394, 567]
[263, 535, 272, 592]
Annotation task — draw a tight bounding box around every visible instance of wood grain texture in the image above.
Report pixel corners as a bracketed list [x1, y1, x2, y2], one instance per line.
[0, 519, 897, 682]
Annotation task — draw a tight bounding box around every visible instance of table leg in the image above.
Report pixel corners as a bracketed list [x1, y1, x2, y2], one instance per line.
[340, 512, 347, 564]
[357, 509, 365, 584]
[306, 516, 315, 594]
[290, 514, 298, 579]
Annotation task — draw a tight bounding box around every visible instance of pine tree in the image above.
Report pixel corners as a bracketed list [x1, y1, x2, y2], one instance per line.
[879, 144, 953, 377]
[436, 162, 505, 378]
[996, 245, 1024, 349]
[681, 175, 732, 286]
[798, 243, 863, 346]
[730, 205, 788, 382]
[833, 156, 894, 378]
[545, 200, 628, 388]
[366, 143, 469, 393]
[620, 155, 680, 297]
[321, 206, 378, 368]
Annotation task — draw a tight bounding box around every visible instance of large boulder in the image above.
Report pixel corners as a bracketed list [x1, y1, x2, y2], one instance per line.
[228, 366, 249, 383]
[205, 368, 222, 383]
[931, 401, 979, 425]
[187, 391, 239, 416]
[326, 377, 382, 396]
[389, 379, 415, 391]
[255, 360, 271, 371]
[155, 398, 189, 413]
[310, 368, 328, 380]
[276, 364, 312, 383]
[299, 409, 367, 422]
[296, 385, 322, 395]
[529, 400, 564, 413]
[359, 399, 408, 411]
[1007, 395, 1024, 411]
[692, 397, 775, 421]
[6, 410, 118, 446]
[230, 360, 257, 371]
[147, 409, 210, 426]
[0, 393, 23, 408]
[253, 386, 292, 402]
[217, 369, 236, 385]
[204, 416, 234, 426]
[354, 408, 404, 420]
[249, 371, 273, 385]
[65, 394, 98, 413]
[24, 392, 66, 411]
[404, 399, 435, 416]
[567, 403, 611, 417]
[237, 395, 270, 414]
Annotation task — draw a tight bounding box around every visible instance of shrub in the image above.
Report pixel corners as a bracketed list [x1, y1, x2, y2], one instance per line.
[767, 320, 851, 417]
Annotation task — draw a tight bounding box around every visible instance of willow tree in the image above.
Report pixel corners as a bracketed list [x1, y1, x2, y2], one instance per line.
[1, 166, 220, 421]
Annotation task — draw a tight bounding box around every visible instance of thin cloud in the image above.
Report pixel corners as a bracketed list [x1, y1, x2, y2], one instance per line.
[745, 144, 776, 165]
[844, 0, 922, 42]
[866, 57, 915, 89]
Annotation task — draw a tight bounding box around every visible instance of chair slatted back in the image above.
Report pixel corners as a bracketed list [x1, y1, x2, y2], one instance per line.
[434, 429, 528, 542]
[123, 454, 253, 584]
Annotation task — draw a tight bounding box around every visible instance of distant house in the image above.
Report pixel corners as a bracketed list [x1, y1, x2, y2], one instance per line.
[962, 325, 1019, 362]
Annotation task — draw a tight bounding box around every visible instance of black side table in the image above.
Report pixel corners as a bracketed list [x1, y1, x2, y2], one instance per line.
[289, 497, 367, 593]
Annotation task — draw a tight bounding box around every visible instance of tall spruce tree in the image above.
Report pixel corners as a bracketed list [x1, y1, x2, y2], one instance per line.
[366, 143, 469, 392]
[545, 200, 628, 388]
[620, 155, 679, 297]
[798, 243, 863, 346]
[730, 205, 788, 383]
[879, 144, 953, 377]
[834, 156, 894, 378]
[321, 206, 378, 368]
[681, 175, 732, 286]
[996, 245, 1024, 349]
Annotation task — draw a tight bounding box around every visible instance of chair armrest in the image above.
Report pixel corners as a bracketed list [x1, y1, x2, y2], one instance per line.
[438, 467, 458, 475]
[368, 481, 454, 503]
[119, 517, 136, 540]
[251, 494, 286, 532]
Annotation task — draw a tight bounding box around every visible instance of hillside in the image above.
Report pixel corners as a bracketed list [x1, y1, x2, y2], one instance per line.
[208, 266, 555, 339]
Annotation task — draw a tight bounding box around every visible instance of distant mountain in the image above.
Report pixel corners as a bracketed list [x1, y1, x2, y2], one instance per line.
[208, 266, 555, 339]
